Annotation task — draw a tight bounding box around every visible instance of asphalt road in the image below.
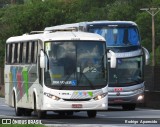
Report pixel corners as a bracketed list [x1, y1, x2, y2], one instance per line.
[0, 97, 160, 127]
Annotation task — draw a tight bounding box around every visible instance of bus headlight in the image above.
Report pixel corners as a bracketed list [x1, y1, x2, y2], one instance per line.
[93, 93, 107, 100]
[137, 95, 144, 101]
[44, 92, 60, 100]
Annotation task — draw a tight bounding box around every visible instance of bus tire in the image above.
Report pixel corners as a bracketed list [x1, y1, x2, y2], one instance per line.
[87, 110, 97, 118]
[58, 111, 65, 116]
[37, 110, 46, 119]
[13, 92, 22, 116]
[33, 93, 46, 118]
[33, 93, 37, 115]
[122, 104, 136, 110]
[66, 111, 73, 116]
[24, 109, 32, 116]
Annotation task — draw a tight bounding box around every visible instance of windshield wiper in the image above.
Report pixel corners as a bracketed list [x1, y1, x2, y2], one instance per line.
[59, 71, 75, 90]
[131, 78, 142, 84]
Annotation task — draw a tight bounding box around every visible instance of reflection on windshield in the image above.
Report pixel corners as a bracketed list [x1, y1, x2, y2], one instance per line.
[44, 41, 107, 90]
[109, 56, 143, 86]
[89, 27, 140, 46]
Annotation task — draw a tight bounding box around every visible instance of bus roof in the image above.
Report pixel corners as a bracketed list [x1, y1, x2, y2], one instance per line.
[86, 20, 137, 26]
[44, 23, 79, 31]
[6, 31, 105, 43]
[44, 21, 137, 31]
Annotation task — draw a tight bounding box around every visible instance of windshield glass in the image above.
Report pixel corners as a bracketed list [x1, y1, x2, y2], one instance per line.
[44, 41, 107, 90]
[108, 56, 143, 87]
[88, 27, 140, 47]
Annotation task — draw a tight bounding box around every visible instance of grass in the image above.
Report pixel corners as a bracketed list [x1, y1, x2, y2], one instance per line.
[0, 125, 45, 127]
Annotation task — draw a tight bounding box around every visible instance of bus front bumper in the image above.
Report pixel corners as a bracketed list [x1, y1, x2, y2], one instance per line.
[108, 90, 144, 105]
[41, 96, 108, 111]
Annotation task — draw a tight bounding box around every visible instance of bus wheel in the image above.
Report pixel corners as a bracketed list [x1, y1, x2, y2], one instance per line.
[87, 111, 97, 118]
[37, 110, 46, 119]
[13, 93, 22, 116]
[24, 109, 32, 116]
[122, 104, 136, 110]
[15, 106, 23, 116]
[58, 111, 65, 116]
[66, 111, 73, 116]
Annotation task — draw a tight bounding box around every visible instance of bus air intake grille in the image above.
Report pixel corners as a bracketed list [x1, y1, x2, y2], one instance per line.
[63, 98, 91, 101]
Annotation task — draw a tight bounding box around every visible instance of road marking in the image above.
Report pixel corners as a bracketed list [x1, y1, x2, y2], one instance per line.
[136, 108, 160, 111]
[0, 114, 20, 118]
[0, 105, 8, 107]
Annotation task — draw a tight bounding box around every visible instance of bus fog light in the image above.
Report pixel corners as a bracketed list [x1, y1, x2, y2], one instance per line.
[137, 95, 144, 101]
[102, 103, 106, 107]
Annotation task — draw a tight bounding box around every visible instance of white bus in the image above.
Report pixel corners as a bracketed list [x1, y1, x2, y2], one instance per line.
[5, 31, 116, 118]
[45, 21, 150, 110]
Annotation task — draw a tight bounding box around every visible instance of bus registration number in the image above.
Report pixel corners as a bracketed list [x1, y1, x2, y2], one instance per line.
[72, 104, 82, 108]
[114, 88, 123, 92]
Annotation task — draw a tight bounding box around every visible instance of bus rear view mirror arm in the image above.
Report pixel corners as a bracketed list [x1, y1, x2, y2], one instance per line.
[40, 50, 45, 69]
[142, 47, 150, 65]
[109, 50, 116, 68]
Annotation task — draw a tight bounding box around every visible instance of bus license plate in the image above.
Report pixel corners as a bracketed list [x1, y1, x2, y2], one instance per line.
[72, 104, 82, 108]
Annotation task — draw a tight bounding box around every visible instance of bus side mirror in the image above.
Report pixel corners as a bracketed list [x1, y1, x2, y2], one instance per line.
[109, 50, 116, 68]
[142, 47, 150, 65]
[40, 50, 45, 68]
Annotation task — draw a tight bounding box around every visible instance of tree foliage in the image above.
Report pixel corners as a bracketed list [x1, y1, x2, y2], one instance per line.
[0, 0, 160, 66]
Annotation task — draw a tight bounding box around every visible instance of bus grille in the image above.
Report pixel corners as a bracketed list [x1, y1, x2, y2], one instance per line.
[63, 98, 91, 101]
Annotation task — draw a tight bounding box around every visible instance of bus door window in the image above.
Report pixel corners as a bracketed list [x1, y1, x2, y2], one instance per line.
[38, 41, 43, 85]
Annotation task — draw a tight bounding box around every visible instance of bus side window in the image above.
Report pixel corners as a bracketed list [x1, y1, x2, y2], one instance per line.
[17, 43, 20, 63]
[5, 44, 7, 64]
[26, 42, 29, 63]
[19, 43, 23, 63]
[34, 41, 38, 63]
[11, 44, 15, 64]
[31, 41, 34, 63]
[6, 44, 12, 64]
[28, 42, 32, 63]
[14, 43, 18, 63]
[31, 41, 37, 63]
[22, 43, 27, 63]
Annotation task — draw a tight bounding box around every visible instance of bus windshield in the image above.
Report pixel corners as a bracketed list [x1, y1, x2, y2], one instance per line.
[109, 56, 143, 87]
[88, 27, 140, 47]
[44, 41, 107, 90]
